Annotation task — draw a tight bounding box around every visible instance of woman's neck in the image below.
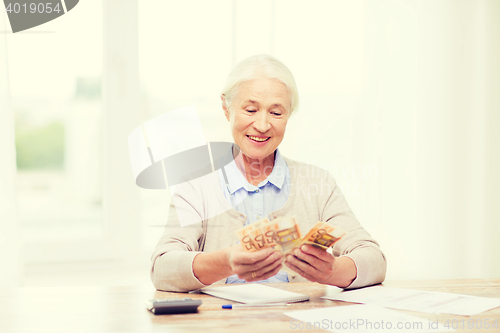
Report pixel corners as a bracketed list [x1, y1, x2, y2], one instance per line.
[233, 147, 275, 186]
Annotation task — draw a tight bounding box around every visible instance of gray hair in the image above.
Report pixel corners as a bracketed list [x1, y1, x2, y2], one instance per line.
[221, 54, 299, 115]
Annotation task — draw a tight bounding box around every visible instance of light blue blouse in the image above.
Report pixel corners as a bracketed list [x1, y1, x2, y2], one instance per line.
[218, 147, 290, 283]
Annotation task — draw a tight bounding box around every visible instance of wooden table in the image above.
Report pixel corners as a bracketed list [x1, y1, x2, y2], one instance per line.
[1, 279, 499, 333]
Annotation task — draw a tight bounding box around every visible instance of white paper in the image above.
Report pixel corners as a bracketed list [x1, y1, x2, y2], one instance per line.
[324, 285, 344, 298]
[285, 304, 454, 333]
[200, 284, 309, 304]
[322, 286, 500, 316]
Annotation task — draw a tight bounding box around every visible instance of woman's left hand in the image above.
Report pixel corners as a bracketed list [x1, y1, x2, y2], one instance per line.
[285, 244, 357, 288]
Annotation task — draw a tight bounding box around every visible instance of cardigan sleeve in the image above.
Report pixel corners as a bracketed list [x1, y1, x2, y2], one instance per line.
[319, 172, 387, 289]
[150, 188, 210, 292]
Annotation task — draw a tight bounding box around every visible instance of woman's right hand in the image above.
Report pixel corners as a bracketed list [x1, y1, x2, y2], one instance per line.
[226, 245, 284, 282]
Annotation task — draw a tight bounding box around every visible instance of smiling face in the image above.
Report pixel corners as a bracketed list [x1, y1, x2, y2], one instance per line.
[223, 75, 291, 165]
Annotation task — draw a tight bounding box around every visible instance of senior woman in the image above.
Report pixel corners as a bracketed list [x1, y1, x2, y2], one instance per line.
[151, 54, 386, 292]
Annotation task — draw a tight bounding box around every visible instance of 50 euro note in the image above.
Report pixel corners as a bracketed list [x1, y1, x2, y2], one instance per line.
[247, 220, 268, 251]
[271, 216, 302, 255]
[236, 218, 276, 252]
[236, 217, 345, 254]
[235, 217, 346, 276]
[299, 221, 346, 250]
[280, 220, 346, 274]
[235, 216, 301, 275]
[236, 216, 303, 254]
[236, 222, 260, 252]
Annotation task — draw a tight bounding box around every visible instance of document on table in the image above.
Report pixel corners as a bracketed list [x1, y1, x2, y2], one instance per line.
[200, 284, 310, 304]
[285, 304, 454, 333]
[322, 286, 500, 316]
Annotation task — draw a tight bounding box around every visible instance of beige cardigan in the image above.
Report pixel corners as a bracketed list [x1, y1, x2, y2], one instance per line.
[151, 157, 386, 292]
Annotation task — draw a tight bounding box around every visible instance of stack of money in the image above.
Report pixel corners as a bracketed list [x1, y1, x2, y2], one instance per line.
[236, 217, 345, 255]
[236, 216, 301, 254]
[299, 221, 346, 250]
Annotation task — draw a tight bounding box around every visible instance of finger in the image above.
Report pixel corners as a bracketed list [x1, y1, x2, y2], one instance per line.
[292, 248, 325, 269]
[255, 255, 284, 276]
[236, 248, 276, 265]
[300, 245, 333, 262]
[245, 259, 284, 282]
[233, 251, 283, 276]
[285, 260, 318, 282]
[286, 253, 331, 281]
[243, 251, 283, 273]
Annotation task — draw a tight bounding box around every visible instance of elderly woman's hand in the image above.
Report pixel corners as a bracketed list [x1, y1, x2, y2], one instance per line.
[285, 245, 357, 288]
[227, 245, 284, 282]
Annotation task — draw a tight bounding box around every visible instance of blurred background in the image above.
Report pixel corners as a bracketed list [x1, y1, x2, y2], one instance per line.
[1, 0, 499, 288]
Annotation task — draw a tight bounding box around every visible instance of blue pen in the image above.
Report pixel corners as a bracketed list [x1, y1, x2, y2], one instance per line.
[222, 303, 290, 309]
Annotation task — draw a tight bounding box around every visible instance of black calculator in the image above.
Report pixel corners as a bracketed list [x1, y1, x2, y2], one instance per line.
[146, 297, 202, 315]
